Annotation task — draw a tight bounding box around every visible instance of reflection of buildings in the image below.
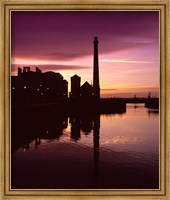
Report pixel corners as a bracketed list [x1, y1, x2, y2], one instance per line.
[34, 138, 41, 149]
[93, 115, 100, 163]
[147, 109, 159, 117]
[13, 110, 100, 167]
[93, 115, 100, 178]
[70, 117, 81, 141]
[12, 66, 68, 104]
[80, 116, 93, 134]
[12, 101, 102, 179]
[70, 115, 99, 141]
[70, 114, 100, 175]
[43, 116, 68, 140]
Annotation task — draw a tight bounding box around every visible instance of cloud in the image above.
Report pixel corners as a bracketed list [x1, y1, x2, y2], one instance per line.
[11, 11, 159, 61]
[46, 52, 89, 60]
[11, 64, 91, 74]
[100, 59, 155, 64]
[101, 88, 118, 91]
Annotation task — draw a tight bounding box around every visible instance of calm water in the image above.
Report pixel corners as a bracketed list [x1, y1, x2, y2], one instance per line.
[11, 104, 159, 189]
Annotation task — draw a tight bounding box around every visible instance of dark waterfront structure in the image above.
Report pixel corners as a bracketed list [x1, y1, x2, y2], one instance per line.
[80, 81, 94, 98]
[70, 37, 100, 100]
[145, 92, 159, 109]
[70, 74, 81, 98]
[11, 37, 127, 113]
[70, 75, 94, 98]
[11, 37, 158, 111]
[12, 67, 68, 105]
[70, 36, 100, 100]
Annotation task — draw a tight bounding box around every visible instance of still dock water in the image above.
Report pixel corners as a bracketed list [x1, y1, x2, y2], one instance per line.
[11, 104, 159, 189]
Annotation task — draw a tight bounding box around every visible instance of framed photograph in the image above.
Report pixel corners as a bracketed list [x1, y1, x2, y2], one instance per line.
[0, 0, 169, 199]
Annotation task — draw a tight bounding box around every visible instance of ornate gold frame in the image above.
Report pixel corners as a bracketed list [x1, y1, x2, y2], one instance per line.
[0, 0, 169, 199]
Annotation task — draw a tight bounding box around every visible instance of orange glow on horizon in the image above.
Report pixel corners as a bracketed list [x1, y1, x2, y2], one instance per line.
[12, 55, 159, 98]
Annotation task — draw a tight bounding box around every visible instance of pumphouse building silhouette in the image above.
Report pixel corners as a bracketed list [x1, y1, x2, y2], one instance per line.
[70, 75, 94, 98]
[12, 37, 100, 105]
[70, 74, 81, 98]
[70, 36, 100, 99]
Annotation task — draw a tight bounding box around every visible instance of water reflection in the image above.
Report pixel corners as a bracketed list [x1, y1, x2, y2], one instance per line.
[12, 109, 102, 165]
[11, 104, 159, 189]
[148, 109, 159, 117]
[93, 115, 100, 178]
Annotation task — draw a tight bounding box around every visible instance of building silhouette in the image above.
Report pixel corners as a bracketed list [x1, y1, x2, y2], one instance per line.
[70, 74, 81, 98]
[11, 37, 126, 112]
[70, 75, 94, 99]
[80, 81, 94, 98]
[12, 37, 101, 104]
[12, 66, 68, 105]
[70, 36, 100, 99]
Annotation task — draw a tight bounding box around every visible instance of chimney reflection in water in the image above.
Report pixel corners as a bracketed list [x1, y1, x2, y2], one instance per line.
[93, 114, 100, 178]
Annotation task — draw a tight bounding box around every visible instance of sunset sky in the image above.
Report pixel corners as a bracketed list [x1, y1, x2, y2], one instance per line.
[11, 11, 159, 97]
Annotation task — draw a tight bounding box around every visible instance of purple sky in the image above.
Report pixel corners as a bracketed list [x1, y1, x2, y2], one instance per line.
[11, 11, 159, 97]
